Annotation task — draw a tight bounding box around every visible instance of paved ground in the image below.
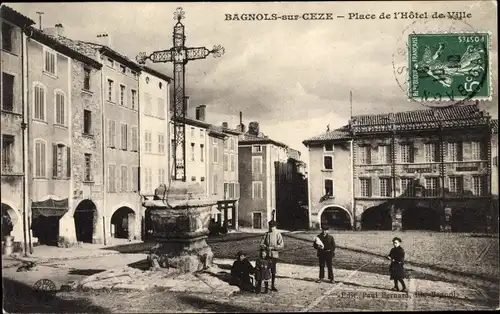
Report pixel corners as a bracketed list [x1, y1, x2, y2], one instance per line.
[2, 231, 499, 312]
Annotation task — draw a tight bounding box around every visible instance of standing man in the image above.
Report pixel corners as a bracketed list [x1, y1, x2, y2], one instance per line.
[260, 220, 284, 292]
[313, 225, 336, 283]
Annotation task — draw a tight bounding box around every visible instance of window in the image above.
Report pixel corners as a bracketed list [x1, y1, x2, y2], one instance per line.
[131, 126, 138, 151]
[360, 178, 371, 197]
[44, 49, 56, 75]
[158, 133, 165, 154]
[144, 168, 152, 192]
[213, 145, 218, 163]
[83, 110, 92, 134]
[400, 178, 415, 196]
[33, 84, 45, 121]
[324, 143, 334, 152]
[157, 97, 165, 118]
[191, 127, 195, 137]
[230, 154, 235, 172]
[224, 139, 228, 149]
[471, 141, 482, 160]
[323, 156, 333, 170]
[55, 92, 66, 125]
[252, 156, 262, 174]
[252, 145, 262, 153]
[131, 70, 137, 79]
[252, 181, 263, 198]
[82, 68, 91, 91]
[158, 168, 165, 185]
[447, 142, 463, 161]
[108, 120, 116, 148]
[224, 153, 229, 171]
[192, 176, 196, 182]
[324, 179, 333, 197]
[213, 174, 218, 194]
[200, 129, 204, 138]
[472, 176, 486, 196]
[145, 131, 152, 152]
[106, 58, 114, 68]
[131, 166, 139, 192]
[120, 65, 126, 74]
[378, 145, 391, 164]
[1, 135, 14, 172]
[358, 146, 371, 164]
[121, 165, 128, 192]
[120, 124, 128, 150]
[52, 143, 70, 179]
[2, 22, 13, 52]
[119, 85, 126, 106]
[84, 154, 92, 181]
[230, 138, 235, 151]
[191, 143, 195, 161]
[130, 90, 137, 109]
[2, 72, 14, 111]
[400, 144, 413, 163]
[448, 176, 463, 195]
[200, 144, 204, 162]
[34, 140, 46, 178]
[108, 164, 116, 192]
[425, 177, 439, 197]
[213, 138, 218, 145]
[107, 79, 114, 102]
[424, 143, 438, 162]
[144, 93, 152, 115]
[379, 178, 392, 197]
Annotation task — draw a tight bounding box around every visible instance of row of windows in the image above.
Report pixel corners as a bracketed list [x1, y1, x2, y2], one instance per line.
[357, 142, 486, 165]
[142, 167, 166, 192]
[144, 93, 165, 119]
[356, 176, 487, 197]
[144, 131, 165, 154]
[188, 142, 205, 162]
[224, 182, 240, 199]
[107, 164, 139, 192]
[223, 153, 237, 172]
[188, 127, 206, 140]
[105, 57, 139, 80]
[224, 137, 237, 151]
[107, 78, 138, 110]
[107, 120, 139, 151]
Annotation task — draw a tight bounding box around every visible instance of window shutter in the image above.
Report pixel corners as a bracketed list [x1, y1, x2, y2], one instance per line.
[435, 143, 440, 162]
[66, 146, 71, 178]
[107, 120, 112, 147]
[410, 145, 415, 163]
[457, 142, 463, 161]
[52, 144, 58, 177]
[116, 166, 121, 192]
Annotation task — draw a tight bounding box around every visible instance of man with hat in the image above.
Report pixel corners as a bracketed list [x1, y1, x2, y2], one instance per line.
[260, 220, 284, 292]
[313, 225, 336, 283]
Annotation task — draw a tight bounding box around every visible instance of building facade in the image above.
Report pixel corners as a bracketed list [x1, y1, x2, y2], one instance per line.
[1, 7, 35, 247]
[303, 104, 498, 233]
[221, 123, 241, 229]
[238, 121, 288, 229]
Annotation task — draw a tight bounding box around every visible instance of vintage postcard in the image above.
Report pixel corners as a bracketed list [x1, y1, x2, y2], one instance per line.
[1, 1, 498, 313]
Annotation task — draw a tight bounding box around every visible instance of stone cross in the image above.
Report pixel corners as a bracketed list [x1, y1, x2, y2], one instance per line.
[136, 7, 225, 181]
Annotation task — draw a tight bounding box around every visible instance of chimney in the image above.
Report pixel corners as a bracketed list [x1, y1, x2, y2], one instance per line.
[238, 111, 246, 133]
[222, 122, 228, 128]
[248, 121, 260, 136]
[196, 105, 206, 121]
[43, 24, 64, 37]
[55, 23, 64, 36]
[96, 33, 113, 47]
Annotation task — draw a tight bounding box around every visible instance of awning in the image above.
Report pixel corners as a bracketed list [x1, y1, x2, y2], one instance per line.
[32, 198, 69, 219]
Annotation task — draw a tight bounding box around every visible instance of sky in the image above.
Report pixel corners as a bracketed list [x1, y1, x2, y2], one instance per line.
[6, 1, 498, 166]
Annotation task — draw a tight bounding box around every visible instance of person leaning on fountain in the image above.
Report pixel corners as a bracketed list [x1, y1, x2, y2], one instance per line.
[259, 220, 284, 292]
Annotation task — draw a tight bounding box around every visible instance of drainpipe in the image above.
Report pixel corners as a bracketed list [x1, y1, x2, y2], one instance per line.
[99, 51, 107, 246]
[306, 147, 312, 228]
[350, 139, 355, 230]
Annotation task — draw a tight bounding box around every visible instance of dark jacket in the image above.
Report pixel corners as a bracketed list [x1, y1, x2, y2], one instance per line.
[255, 258, 272, 281]
[313, 232, 336, 257]
[388, 246, 405, 280]
[231, 258, 255, 282]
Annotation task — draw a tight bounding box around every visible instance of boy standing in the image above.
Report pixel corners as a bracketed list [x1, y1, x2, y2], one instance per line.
[388, 237, 407, 292]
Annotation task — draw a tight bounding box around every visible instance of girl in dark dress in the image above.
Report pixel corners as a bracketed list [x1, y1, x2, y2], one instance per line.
[387, 237, 406, 292]
[255, 249, 272, 294]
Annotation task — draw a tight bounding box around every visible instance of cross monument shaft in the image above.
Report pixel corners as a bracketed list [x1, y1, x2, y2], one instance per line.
[136, 7, 225, 182]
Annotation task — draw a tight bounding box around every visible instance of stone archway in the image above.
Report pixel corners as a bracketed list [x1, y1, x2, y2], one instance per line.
[402, 206, 440, 231]
[319, 206, 352, 230]
[110, 207, 136, 240]
[1, 203, 16, 238]
[361, 205, 392, 230]
[74, 199, 97, 243]
[451, 207, 487, 233]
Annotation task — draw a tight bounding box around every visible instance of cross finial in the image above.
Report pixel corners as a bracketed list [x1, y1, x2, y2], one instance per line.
[174, 7, 185, 22]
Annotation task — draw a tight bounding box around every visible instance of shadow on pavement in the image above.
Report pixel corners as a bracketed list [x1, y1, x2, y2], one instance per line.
[177, 295, 260, 313]
[100, 242, 155, 254]
[68, 269, 106, 276]
[2, 278, 110, 313]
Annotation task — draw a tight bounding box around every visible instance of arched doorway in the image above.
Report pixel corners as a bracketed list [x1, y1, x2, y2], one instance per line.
[111, 207, 135, 240]
[320, 206, 352, 230]
[74, 200, 97, 243]
[402, 206, 440, 231]
[361, 205, 392, 230]
[451, 207, 487, 233]
[1, 203, 15, 238]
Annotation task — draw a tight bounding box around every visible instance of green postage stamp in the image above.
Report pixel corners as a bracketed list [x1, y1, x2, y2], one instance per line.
[408, 33, 491, 102]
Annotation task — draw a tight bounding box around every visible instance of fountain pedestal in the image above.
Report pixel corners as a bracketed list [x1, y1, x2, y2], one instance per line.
[143, 182, 217, 273]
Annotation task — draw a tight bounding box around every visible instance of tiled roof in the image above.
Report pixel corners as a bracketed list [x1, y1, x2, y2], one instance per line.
[1, 5, 35, 27]
[49, 35, 98, 60]
[302, 125, 351, 144]
[239, 133, 288, 148]
[82, 41, 142, 71]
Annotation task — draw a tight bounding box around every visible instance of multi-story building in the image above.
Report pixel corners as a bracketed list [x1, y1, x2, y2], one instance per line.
[221, 122, 241, 229]
[491, 119, 498, 198]
[1, 6, 35, 248]
[84, 37, 142, 242]
[303, 104, 497, 232]
[40, 26, 104, 245]
[238, 120, 288, 229]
